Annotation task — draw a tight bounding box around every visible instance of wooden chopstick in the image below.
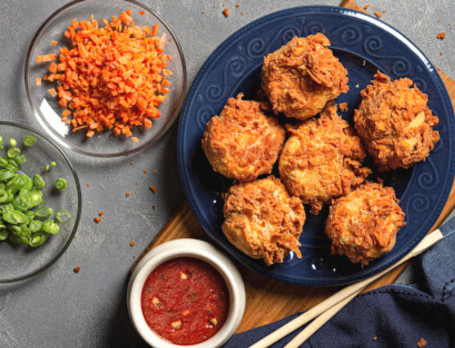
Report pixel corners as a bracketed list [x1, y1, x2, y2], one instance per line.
[249, 229, 444, 348]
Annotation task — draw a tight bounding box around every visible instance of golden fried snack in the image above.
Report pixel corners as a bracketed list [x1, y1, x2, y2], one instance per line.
[261, 33, 349, 120]
[222, 176, 305, 266]
[279, 105, 371, 215]
[325, 182, 405, 266]
[202, 94, 286, 182]
[354, 71, 440, 171]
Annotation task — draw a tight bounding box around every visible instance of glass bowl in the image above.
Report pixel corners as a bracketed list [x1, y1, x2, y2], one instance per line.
[0, 122, 81, 283]
[25, 0, 186, 157]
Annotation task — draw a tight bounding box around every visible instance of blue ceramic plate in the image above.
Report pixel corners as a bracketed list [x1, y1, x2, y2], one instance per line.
[177, 6, 455, 286]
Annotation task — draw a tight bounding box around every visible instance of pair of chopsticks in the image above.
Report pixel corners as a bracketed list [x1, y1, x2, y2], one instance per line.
[250, 229, 444, 348]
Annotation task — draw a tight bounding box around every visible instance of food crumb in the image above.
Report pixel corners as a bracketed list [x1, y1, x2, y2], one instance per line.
[153, 169, 158, 174]
[149, 185, 157, 194]
[417, 338, 427, 347]
[94, 217, 101, 223]
[363, 4, 370, 10]
[236, 3, 240, 7]
[373, 337, 377, 341]
[440, 51, 443, 56]
[382, 10, 386, 14]
[374, 11, 382, 18]
[86, 183, 91, 187]
[73, 266, 81, 273]
[130, 162, 134, 165]
[36, 78, 42, 87]
[436, 32, 445, 39]
[50, 40, 58, 46]
[73, 235, 77, 239]
[99, 211, 104, 217]
[152, 205, 156, 210]
[131, 137, 139, 143]
[437, 19, 441, 23]
[144, 169, 148, 174]
[241, 11, 245, 15]
[139, 10, 145, 16]
[223, 8, 229, 17]
[202, 10, 206, 14]
[194, 26, 198, 29]
[126, 192, 130, 197]
[135, 181, 138, 185]
[133, 255, 136, 259]
[129, 240, 135, 247]
[355, 84, 360, 88]
[339, 103, 348, 112]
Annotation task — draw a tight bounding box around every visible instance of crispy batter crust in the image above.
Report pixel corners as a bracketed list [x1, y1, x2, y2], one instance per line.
[261, 33, 349, 120]
[222, 176, 305, 266]
[354, 71, 440, 171]
[279, 105, 371, 214]
[202, 94, 286, 182]
[325, 182, 405, 266]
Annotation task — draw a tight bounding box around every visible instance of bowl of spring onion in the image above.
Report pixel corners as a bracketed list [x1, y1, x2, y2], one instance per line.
[0, 122, 81, 283]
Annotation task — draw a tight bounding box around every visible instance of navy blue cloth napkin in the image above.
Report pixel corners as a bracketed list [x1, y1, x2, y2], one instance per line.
[223, 215, 455, 348]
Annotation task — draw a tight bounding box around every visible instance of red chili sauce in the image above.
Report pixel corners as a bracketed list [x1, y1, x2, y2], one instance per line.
[141, 257, 229, 345]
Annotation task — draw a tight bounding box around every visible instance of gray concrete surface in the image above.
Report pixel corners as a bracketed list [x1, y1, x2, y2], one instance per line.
[0, 0, 453, 347]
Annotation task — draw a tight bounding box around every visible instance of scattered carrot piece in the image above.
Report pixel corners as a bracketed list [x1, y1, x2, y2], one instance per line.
[374, 11, 382, 18]
[131, 137, 140, 143]
[129, 240, 135, 247]
[437, 32, 446, 39]
[99, 211, 104, 217]
[339, 103, 348, 112]
[130, 162, 134, 165]
[139, 10, 145, 16]
[62, 109, 71, 117]
[417, 338, 427, 347]
[382, 10, 386, 13]
[144, 169, 148, 174]
[223, 8, 229, 17]
[73, 266, 81, 273]
[47, 88, 57, 97]
[126, 192, 130, 197]
[153, 169, 158, 174]
[440, 51, 443, 56]
[236, 3, 240, 7]
[152, 205, 156, 210]
[182, 310, 190, 316]
[36, 78, 42, 87]
[363, 4, 370, 10]
[38, 10, 172, 138]
[86, 183, 91, 187]
[149, 185, 157, 194]
[50, 40, 58, 45]
[240, 11, 245, 15]
[94, 217, 101, 223]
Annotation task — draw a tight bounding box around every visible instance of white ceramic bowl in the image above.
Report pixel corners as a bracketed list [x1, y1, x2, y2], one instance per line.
[127, 239, 246, 348]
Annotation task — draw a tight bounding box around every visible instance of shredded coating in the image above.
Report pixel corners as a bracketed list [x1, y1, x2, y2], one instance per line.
[325, 182, 405, 266]
[261, 33, 348, 120]
[354, 72, 439, 171]
[222, 176, 305, 265]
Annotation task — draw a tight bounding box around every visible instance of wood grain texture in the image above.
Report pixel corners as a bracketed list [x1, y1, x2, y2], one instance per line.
[132, 0, 455, 334]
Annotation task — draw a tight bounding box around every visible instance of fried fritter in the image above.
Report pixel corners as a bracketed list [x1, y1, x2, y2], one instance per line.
[279, 105, 371, 215]
[261, 33, 349, 120]
[325, 182, 405, 266]
[354, 71, 440, 171]
[222, 176, 305, 266]
[202, 94, 286, 182]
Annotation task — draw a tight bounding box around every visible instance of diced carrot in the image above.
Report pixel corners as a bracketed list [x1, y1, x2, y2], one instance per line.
[37, 10, 171, 138]
[50, 40, 58, 45]
[131, 137, 139, 143]
[36, 56, 44, 63]
[139, 10, 145, 16]
[36, 78, 42, 87]
[47, 88, 57, 97]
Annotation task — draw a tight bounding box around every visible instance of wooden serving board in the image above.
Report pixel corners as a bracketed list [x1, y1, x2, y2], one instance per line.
[132, 0, 455, 334]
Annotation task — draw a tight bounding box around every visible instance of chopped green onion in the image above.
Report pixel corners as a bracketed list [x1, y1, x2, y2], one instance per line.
[8, 233, 29, 245]
[29, 232, 48, 247]
[9, 138, 17, 147]
[42, 219, 60, 235]
[7, 147, 20, 159]
[51, 161, 57, 167]
[29, 220, 43, 233]
[55, 178, 68, 191]
[56, 209, 72, 223]
[35, 206, 54, 218]
[24, 135, 37, 147]
[14, 155, 26, 165]
[0, 169, 14, 182]
[3, 210, 28, 224]
[33, 175, 45, 190]
[45, 165, 50, 171]
[0, 229, 8, 241]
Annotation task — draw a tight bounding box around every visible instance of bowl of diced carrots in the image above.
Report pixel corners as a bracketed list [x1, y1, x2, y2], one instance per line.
[25, 0, 186, 157]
